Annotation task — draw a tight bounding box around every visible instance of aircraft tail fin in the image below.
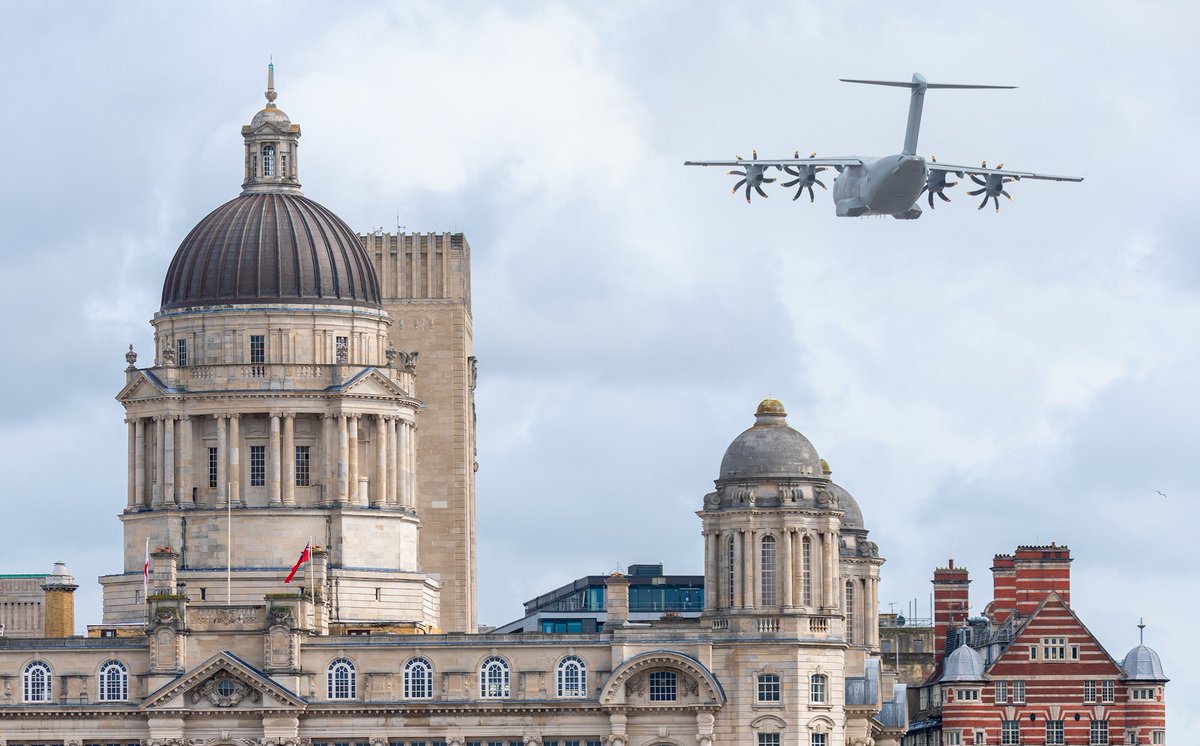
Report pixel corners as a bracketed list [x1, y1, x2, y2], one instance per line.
[840, 73, 1015, 155]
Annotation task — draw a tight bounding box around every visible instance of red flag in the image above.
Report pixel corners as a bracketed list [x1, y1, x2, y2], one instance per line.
[143, 538, 150, 595]
[284, 542, 311, 584]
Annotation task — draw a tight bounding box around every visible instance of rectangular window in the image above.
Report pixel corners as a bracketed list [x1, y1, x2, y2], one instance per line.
[1012, 680, 1026, 704]
[811, 735, 827, 746]
[208, 447, 218, 488]
[1071, 644, 1080, 660]
[757, 673, 781, 702]
[1047, 720, 1065, 745]
[295, 445, 311, 486]
[956, 689, 979, 701]
[649, 670, 677, 701]
[996, 680, 1008, 704]
[913, 638, 924, 653]
[1152, 730, 1165, 744]
[1001, 721, 1021, 746]
[760, 536, 777, 605]
[250, 334, 265, 364]
[810, 674, 827, 704]
[757, 735, 780, 746]
[1042, 636, 1067, 660]
[250, 445, 265, 486]
[1091, 720, 1110, 745]
[1085, 679, 1097, 702]
[881, 639, 892, 653]
[1101, 679, 1115, 702]
[945, 733, 961, 746]
[974, 732, 985, 746]
[176, 338, 188, 367]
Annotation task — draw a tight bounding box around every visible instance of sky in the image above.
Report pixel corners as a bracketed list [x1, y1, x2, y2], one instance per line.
[1, 0, 1197, 737]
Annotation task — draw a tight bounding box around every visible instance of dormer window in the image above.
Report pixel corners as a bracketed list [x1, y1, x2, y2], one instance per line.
[262, 145, 276, 176]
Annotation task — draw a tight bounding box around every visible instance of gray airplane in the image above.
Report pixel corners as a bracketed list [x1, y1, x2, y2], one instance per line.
[685, 73, 1083, 218]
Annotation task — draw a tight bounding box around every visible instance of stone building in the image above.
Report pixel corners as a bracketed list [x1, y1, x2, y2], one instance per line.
[0, 68, 904, 746]
[904, 546, 1167, 746]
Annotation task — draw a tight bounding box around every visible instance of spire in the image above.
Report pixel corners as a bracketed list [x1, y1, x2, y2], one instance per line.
[1138, 617, 1146, 645]
[265, 61, 278, 108]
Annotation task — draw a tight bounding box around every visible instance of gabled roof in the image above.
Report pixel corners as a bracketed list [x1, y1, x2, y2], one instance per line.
[115, 369, 183, 402]
[140, 650, 306, 711]
[986, 591, 1123, 675]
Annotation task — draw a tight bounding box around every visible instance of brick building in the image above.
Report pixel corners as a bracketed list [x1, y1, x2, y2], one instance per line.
[905, 546, 1167, 746]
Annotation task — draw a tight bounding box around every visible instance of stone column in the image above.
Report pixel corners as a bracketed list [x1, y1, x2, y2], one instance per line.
[373, 415, 387, 508]
[781, 529, 794, 608]
[134, 417, 146, 509]
[154, 417, 166, 507]
[387, 417, 398, 506]
[823, 530, 835, 608]
[406, 421, 417, 507]
[282, 413, 296, 506]
[179, 416, 194, 507]
[126, 418, 137, 510]
[322, 414, 334, 503]
[869, 576, 879, 647]
[337, 414, 350, 504]
[347, 415, 359, 504]
[702, 530, 716, 612]
[399, 420, 411, 508]
[163, 416, 176, 506]
[745, 529, 757, 608]
[228, 414, 241, 506]
[268, 413, 282, 506]
[216, 414, 227, 507]
[732, 529, 744, 609]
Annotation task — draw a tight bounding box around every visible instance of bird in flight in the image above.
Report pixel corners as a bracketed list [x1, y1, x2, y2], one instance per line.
[1155, 490, 1167, 498]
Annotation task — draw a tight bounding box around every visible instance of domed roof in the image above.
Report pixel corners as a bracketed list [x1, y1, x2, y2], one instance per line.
[1121, 645, 1167, 681]
[160, 193, 381, 311]
[827, 481, 864, 529]
[251, 105, 292, 129]
[941, 644, 985, 682]
[719, 400, 822, 480]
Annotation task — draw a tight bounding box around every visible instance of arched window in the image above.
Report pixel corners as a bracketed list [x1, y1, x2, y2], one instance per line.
[810, 673, 828, 704]
[403, 657, 433, 699]
[726, 534, 736, 607]
[557, 655, 587, 698]
[262, 144, 276, 176]
[801, 534, 813, 606]
[845, 581, 856, 645]
[327, 658, 356, 699]
[760, 535, 777, 605]
[98, 660, 128, 702]
[480, 656, 510, 698]
[23, 661, 52, 703]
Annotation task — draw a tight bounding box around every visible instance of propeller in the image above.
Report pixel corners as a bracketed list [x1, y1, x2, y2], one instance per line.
[727, 149, 775, 203]
[967, 161, 1016, 212]
[781, 151, 828, 203]
[918, 155, 962, 209]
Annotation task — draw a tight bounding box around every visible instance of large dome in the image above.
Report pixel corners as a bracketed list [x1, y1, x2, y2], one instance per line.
[719, 400, 822, 480]
[160, 193, 381, 310]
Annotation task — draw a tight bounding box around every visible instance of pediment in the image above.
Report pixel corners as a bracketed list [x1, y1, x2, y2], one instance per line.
[141, 651, 306, 711]
[338, 368, 411, 399]
[599, 650, 725, 708]
[116, 371, 176, 403]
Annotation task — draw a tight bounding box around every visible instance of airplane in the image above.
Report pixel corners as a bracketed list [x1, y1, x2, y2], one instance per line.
[684, 73, 1083, 219]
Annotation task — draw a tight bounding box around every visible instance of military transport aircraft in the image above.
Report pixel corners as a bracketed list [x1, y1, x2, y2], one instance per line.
[685, 73, 1083, 218]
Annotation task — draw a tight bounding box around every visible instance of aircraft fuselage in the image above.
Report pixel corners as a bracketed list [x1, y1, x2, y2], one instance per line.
[833, 154, 927, 219]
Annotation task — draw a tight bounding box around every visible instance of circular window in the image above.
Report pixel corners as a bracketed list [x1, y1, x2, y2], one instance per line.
[216, 678, 237, 697]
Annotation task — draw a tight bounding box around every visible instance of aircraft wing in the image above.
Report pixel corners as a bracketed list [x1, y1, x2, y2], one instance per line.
[684, 156, 863, 169]
[927, 161, 1084, 182]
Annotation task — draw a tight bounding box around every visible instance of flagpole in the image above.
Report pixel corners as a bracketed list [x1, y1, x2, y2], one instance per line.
[226, 481, 232, 605]
[143, 537, 150, 629]
[308, 535, 315, 631]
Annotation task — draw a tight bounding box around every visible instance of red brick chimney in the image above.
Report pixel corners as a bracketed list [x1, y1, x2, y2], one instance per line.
[1012, 544, 1071, 617]
[989, 554, 1016, 623]
[932, 559, 971, 674]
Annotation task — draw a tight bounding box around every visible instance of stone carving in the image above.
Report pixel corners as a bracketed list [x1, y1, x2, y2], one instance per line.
[125, 344, 138, 368]
[730, 485, 756, 505]
[858, 540, 879, 558]
[814, 485, 838, 508]
[703, 491, 721, 509]
[191, 606, 265, 628]
[681, 674, 699, 696]
[385, 345, 398, 366]
[335, 338, 349, 364]
[190, 675, 260, 707]
[161, 342, 177, 366]
[153, 607, 178, 625]
[399, 350, 419, 374]
[779, 483, 803, 502]
[624, 677, 644, 697]
[468, 355, 478, 391]
[268, 606, 294, 627]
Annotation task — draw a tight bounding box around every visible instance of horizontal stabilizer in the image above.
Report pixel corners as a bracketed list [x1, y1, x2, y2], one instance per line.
[840, 77, 1015, 90]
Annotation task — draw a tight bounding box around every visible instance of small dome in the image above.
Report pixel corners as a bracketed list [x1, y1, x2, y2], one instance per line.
[719, 401, 822, 480]
[941, 644, 985, 682]
[828, 482, 864, 530]
[161, 193, 381, 310]
[1122, 645, 1167, 681]
[251, 106, 292, 129]
[757, 398, 786, 416]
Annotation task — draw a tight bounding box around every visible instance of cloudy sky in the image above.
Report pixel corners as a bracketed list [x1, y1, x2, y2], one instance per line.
[1, 0, 1196, 736]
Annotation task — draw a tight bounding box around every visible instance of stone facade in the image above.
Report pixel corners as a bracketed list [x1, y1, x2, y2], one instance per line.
[0, 69, 904, 746]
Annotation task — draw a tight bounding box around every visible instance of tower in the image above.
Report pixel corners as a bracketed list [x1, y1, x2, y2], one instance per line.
[103, 67, 441, 631]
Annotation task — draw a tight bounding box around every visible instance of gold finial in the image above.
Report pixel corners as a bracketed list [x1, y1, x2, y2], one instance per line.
[265, 61, 278, 107]
[756, 398, 786, 416]
[821, 458, 832, 476]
